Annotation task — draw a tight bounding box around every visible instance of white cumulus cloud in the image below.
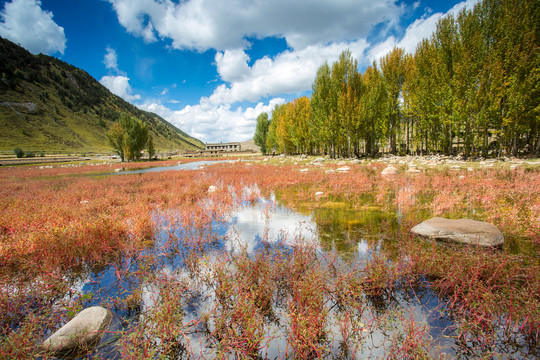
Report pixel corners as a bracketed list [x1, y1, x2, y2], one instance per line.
[366, 0, 480, 63]
[107, 0, 401, 51]
[0, 0, 66, 55]
[215, 49, 250, 83]
[141, 98, 285, 143]
[207, 39, 369, 105]
[104, 46, 121, 73]
[100, 75, 141, 102]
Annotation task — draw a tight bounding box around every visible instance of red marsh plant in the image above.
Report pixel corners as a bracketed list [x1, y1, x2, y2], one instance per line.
[285, 246, 330, 358]
[0, 158, 538, 358]
[386, 314, 434, 360]
[404, 233, 540, 354]
[0, 161, 235, 357]
[211, 251, 276, 358]
[118, 279, 192, 359]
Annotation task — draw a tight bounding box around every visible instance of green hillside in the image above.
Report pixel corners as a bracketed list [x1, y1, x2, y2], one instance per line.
[0, 37, 204, 154]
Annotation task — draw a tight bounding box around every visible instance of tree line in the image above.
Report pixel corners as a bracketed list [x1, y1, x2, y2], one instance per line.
[254, 0, 539, 158]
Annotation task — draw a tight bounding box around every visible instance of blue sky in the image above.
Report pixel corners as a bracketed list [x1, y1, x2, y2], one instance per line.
[0, 0, 479, 143]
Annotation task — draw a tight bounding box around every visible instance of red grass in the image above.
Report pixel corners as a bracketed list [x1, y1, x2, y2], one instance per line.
[0, 157, 538, 358]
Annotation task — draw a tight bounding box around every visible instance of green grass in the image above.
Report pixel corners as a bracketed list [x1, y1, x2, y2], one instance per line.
[0, 37, 204, 153]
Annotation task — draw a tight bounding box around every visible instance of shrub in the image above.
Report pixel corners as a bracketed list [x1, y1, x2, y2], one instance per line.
[13, 147, 24, 158]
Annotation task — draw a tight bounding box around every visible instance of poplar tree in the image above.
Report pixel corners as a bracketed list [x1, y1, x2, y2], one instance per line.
[311, 63, 334, 156]
[380, 47, 406, 154]
[254, 113, 269, 154]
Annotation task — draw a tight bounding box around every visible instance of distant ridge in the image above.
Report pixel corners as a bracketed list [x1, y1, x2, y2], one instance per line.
[0, 37, 204, 153]
[240, 139, 261, 153]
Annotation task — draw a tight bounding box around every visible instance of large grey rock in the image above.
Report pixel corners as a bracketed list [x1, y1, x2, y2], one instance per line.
[42, 306, 112, 357]
[411, 217, 504, 247]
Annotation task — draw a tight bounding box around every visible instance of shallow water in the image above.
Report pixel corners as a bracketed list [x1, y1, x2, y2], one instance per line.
[52, 192, 537, 359]
[109, 160, 237, 175]
[55, 197, 435, 358]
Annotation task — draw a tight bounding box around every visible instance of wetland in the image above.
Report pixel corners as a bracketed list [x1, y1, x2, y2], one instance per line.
[0, 156, 538, 359]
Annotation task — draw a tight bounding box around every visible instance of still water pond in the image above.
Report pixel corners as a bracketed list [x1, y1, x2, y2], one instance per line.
[110, 160, 237, 175]
[59, 194, 474, 359]
[44, 163, 535, 359]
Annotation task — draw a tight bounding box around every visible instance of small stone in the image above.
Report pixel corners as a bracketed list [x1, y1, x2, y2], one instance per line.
[42, 306, 112, 357]
[299, 168, 309, 172]
[381, 165, 398, 175]
[325, 169, 336, 174]
[315, 191, 324, 198]
[411, 217, 504, 247]
[208, 185, 217, 193]
[337, 166, 350, 172]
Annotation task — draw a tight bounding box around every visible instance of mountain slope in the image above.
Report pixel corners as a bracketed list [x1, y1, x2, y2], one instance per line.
[0, 37, 203, 153]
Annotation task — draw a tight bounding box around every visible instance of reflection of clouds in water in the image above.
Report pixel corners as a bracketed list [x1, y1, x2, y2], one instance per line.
[140, 254, 222, 357]
[225, 199, 318, 253]
[357, 239, 369, 255]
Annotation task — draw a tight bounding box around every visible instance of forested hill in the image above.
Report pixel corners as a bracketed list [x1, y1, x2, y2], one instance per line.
[0, 37, 204, 153]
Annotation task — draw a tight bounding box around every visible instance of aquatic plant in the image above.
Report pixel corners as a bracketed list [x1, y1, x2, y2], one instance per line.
[0, 157, 538, 358]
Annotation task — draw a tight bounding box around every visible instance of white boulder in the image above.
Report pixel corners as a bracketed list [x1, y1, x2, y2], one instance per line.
[381, 165, 399, 175]
[411, 217, 504, 247]
[42, 306, 112, 357]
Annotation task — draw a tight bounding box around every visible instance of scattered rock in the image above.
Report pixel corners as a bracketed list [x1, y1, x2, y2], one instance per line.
[337, 161, 347, 166]
[325, 169, 336, 174]
[411, 217, 504, 247]
[208, 185, 217, 193]
[299, 168, 309, 172]
[79, 200, 89, 205]
[467, 167, 474, 172]
[315, 191, 324, 198]
[381, 165, 398, 175]
[42, 306, 112, 357]
[337, 166, 350, 172]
